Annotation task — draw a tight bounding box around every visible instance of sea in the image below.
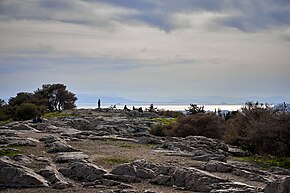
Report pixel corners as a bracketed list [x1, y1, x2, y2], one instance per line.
[77, 103, 244, 112]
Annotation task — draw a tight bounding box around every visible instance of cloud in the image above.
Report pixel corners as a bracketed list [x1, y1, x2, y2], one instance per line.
[0, 0, 290, 99]
[1, 0, 289, 32]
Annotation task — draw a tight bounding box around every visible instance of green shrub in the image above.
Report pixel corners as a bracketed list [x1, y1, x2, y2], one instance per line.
[156, 110, 184, 118]
[237, 156, 290, 169]
[42, 111, 75, 118]
[0, 109, 9, 121]
[0, 148, 19, 156]
[150, 113, 226, 139]
[15, 103, 40, 120]
[103, 156, 133, 164]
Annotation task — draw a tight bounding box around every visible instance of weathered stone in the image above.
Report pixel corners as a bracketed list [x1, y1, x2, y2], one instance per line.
[228, 147, 249, 157]
[0, 136, 37, 147]
[54, 152, 89, 163]
[120, 189, 138, 193]
[11, 123, 37, 131]
[59, 161, 107, 182]
[264, 177, 290, 193]
[232, 168, 271, 183]
[269, 166, 290, 175]
[104, 173, 141, 183]
[0, 156, 49, 187]
[203, 160, 233, 173]
[40, 136, 78, 153]
[209, 182, 261, 193]
[138, 136, 161, 144]
[66, 118, 95, 130]
[110, 163, 137, 176]
[110, 161, 156, 180]
[192, 153, 227, 162]
[38, 164, 73, 189]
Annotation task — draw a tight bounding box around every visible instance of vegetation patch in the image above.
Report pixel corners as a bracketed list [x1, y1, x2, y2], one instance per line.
[152, 117, 177, 126]
[42, 112, 76, 118]
[0, 148, 19, 157]
[237, 156, 290, 169]
[0, 118, 13, 126]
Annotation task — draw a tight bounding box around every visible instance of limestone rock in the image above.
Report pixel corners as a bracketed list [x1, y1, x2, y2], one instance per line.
[209, 182, 260, 193]
[54, 152, 89, 163]
[0, 136, 37, 147]
[11, 123, 37, 131]
[40, 135, 77, 153]
[264, 177, 290, 193]
[203, 160, 233, 173]
[228, 147, 249, 157]
[66, 118, 95, 130]
[59, 161, 107, 182]
[137, 136, 161, 144]
[38, 164, 73, 189]
[0, 156, 49, 187]
[232, 168, 272, 183]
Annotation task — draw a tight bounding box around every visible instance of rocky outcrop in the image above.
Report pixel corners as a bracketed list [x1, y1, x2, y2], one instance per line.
[0, 109, 288, 192]
[155, 136, 228, 162]
[264, 177, 290, 193]
[0, 156, 49, 187]
[54, 152, 89, 163]
[40, 135, 78, 153]
[37, 164, 73, 189]
[202, 160, 233, 173]
[59, 161, 107, 182]
[108, 159, 261, 192]
[0, 136, 38, 147]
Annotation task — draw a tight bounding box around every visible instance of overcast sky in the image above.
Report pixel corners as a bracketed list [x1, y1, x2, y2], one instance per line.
[1, 0, 290, 102]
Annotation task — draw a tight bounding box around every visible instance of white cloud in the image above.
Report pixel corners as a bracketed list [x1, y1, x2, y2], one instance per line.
[0, 0, 290, 99]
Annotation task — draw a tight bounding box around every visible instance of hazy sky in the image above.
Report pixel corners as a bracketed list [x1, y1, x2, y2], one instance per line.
[1, 0, 290, 101]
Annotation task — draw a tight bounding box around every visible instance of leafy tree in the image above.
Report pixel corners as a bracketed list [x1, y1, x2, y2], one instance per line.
[35, 84, 77, 111]
[8, 92, 33, 106]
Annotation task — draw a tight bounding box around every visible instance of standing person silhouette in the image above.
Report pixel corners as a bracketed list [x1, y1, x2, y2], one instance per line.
[98, 99, 101, 109]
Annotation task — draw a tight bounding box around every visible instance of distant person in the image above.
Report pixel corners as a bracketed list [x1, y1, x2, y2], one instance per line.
[98, 99, 101, 109]
[124, 105, 130, 111]
[138, 107, 143, 113]
[33, 116, 42, 123]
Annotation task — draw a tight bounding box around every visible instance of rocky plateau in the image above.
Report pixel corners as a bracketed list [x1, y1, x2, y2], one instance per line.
[0, 108, 289, 193]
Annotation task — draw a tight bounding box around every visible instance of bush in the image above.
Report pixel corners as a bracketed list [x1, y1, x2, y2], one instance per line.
[0, 109, 9, 121]
[169, 113, 226, 139]
[150, 113, 226, 139]
[156, 109, 184, 118]
[223, 103, 290, 156]
[15, 103, 40, 120]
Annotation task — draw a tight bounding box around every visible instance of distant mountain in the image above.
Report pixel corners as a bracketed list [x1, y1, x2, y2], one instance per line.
[76, 94, 145, 104]
[77, 94, 290, 105]
[168, 96, 290, 105]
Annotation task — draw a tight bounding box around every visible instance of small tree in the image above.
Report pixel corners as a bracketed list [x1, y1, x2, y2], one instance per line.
[186, 104, 205, 115]
[35, 84, 77, 111]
